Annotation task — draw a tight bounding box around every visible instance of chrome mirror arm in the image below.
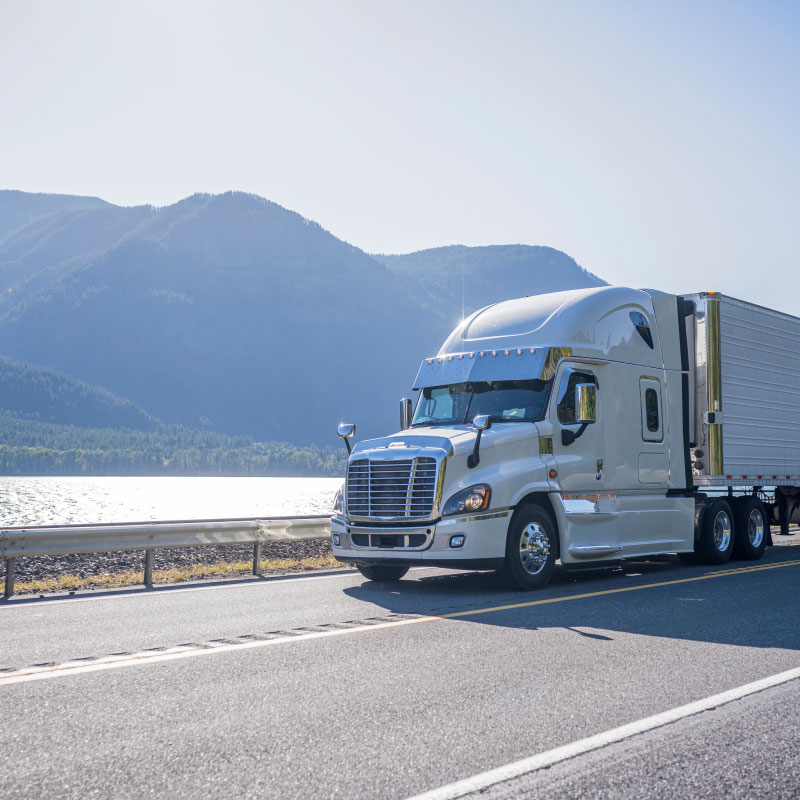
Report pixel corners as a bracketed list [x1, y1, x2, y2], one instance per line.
[467, 415, 491, 468]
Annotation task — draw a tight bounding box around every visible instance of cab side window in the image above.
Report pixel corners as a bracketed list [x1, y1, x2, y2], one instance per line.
[557, 370, 597, 424]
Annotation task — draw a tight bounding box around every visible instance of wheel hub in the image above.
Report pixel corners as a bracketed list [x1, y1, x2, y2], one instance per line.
[747, 508, 764, 548]
[519, 522, 550, 575]
[713, 510, 731, 552]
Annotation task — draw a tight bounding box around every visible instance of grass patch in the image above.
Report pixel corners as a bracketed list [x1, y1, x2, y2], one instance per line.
[10, 554, 343, 595]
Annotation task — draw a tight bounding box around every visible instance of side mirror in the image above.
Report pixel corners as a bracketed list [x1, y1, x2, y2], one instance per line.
[467, 415, 492, 468]
[337, 423, 355, 454]
[399, 398, 413, 430]
[574, 384, 597, 424]
[473, 414, 492, 431]
[561, 384, 597, 446]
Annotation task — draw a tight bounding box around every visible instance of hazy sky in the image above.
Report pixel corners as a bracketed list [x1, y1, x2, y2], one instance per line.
[1, 0, 798, 310]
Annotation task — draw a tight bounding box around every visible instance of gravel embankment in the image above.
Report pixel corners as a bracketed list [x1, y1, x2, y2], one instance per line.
[0, 538, 339, 584]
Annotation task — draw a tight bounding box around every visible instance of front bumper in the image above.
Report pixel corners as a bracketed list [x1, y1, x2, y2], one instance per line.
[330, 509, 510, 569]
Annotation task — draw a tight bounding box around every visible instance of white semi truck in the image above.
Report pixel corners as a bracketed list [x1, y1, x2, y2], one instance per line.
[331, 287, 800, 589]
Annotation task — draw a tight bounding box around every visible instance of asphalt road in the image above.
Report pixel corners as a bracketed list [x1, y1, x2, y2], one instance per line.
[2, 535, 800, 799]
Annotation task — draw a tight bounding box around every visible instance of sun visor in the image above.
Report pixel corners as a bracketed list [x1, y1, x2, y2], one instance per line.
[413, 348, 552, 389]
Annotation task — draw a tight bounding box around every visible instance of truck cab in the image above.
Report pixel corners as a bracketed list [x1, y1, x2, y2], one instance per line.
[331, 286, 775, 589]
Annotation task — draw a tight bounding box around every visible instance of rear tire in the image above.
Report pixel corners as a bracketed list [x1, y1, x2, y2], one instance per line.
[732, 497, 768, 561]
[500, 504, 558, 590]
[356, 564, 409, 582]
[697, 498, 735, 564]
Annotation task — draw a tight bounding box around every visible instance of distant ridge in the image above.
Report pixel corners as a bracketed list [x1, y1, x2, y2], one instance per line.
[374, 244, 606, 322]
[0, 190, 109, 242]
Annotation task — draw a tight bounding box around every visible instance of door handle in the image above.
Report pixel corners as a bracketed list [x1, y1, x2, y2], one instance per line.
[596, 459, 603, 481]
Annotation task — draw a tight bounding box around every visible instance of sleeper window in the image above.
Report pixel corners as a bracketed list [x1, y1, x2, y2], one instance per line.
[645, 388, 659, 431]
[639, 378, 663, 442]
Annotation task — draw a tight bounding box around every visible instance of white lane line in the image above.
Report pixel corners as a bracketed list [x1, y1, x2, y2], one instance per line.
[0, 615, 441, 685]
[403, 666, 800, 800]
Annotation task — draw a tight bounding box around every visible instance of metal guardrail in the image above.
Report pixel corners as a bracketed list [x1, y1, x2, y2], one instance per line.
[0, 515, 331, 598]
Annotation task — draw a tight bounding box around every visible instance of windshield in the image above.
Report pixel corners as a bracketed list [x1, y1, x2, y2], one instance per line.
[412, 379, 552, 427]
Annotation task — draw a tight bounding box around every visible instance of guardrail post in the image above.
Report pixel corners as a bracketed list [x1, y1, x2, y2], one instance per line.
[144, 549, 154, 587]
[253, 542, 262, 576]
[4, 558, 15, 598]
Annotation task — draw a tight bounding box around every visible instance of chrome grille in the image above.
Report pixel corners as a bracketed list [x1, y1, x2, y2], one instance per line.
[346, 456, 439, 519]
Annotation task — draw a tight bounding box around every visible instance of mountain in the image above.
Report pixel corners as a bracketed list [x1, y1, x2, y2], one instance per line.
[0, 356, 158, 431]
[0, 190, 606, 446]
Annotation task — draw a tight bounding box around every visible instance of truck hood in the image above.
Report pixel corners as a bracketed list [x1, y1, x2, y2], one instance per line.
[351, 423, 539, 459]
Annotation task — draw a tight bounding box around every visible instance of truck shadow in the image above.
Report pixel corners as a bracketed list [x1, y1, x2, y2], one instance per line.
[343, 548, 800, 652]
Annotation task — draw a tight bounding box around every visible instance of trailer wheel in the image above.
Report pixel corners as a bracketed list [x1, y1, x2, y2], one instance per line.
[500, 504, 558, 591]
[732, 497, 768, 561]
[356, 564, 409, 582]
[697, 498, 735, 564]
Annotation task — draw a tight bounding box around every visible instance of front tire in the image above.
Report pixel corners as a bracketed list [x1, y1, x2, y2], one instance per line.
[356, 564, 409, 582]
[697, 498, 735, 564]
[732, 497, 768, 560]
[500, 504, 558, 590]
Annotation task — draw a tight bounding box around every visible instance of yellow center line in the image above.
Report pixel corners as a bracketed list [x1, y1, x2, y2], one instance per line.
[437, 558, 800, 620]
[2, 558, 799, 686]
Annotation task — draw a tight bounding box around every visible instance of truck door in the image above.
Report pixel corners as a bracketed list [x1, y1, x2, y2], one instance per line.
[551, 363, 620, 562]
[552, 365, 605, 491]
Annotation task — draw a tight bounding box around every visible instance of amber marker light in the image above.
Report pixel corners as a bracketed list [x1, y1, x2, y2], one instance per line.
[549, 469, 558, 479]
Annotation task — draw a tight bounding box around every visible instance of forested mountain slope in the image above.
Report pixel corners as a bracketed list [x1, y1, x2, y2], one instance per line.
[0, 357, 157, 430]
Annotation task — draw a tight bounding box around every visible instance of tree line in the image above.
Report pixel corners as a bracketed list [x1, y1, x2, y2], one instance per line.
[0, 414, 346, 477]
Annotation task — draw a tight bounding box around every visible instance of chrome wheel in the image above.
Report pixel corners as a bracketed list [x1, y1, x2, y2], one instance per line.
[519, 522, 550, 576]
[713, 510, 732, 552]
[747, 508, 764, 548]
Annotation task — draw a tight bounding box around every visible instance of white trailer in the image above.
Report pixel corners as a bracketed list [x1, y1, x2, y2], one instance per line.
[331, 287, 800, 589]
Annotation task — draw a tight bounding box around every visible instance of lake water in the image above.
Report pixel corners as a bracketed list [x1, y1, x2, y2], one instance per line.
[0, 476, 343, 527]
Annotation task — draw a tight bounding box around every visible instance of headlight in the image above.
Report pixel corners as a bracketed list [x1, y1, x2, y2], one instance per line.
[333, 483, 345, 514]
[442, 484, 491, 516]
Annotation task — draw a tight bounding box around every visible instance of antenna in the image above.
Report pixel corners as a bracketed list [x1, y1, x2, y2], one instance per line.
[461, 264, 465, 322]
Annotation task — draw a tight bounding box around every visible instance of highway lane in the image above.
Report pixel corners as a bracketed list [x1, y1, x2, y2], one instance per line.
[3, 534, 798, 670]
[1, 538, 800, 798]
[455, 679, 800, 800]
